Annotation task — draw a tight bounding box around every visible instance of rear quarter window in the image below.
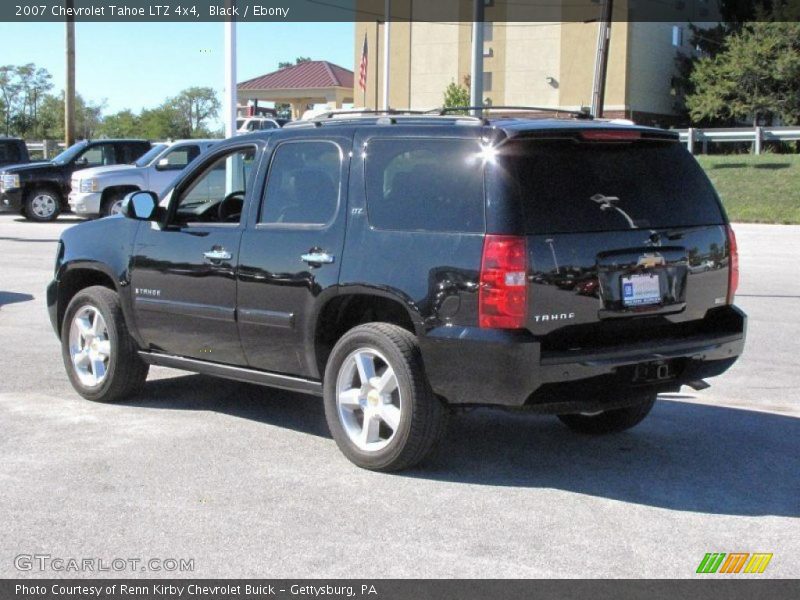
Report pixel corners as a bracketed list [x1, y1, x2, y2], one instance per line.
[365, 138, 485, 233]
[495, 139, 725, 234]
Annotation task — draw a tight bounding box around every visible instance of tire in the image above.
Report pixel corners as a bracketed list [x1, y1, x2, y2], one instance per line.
[102, 192, 128, 217]
[61, 285, 149, 402]
[323, 323, 447, 472]
[24, 187, 62, 222]
[557, 393, 657, 434]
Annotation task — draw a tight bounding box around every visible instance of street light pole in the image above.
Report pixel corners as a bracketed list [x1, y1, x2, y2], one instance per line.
[382, 0, 391, 110]
[469, 0, 485, 116]
[223, 0, 237, 138]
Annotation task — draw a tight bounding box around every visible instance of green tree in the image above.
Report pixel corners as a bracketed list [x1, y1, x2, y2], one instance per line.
[37, 92, 104, 140]
[167, 86, 221, 137]
[278, 56, 311, 69]
[0, 65, 21, 135]
[443, 80, 470, 111]
[686, 21, 800, 125]
[97, 109, 141, 138]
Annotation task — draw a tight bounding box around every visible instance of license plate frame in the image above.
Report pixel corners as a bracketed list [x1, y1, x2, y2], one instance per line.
[621, 272, 662, 307]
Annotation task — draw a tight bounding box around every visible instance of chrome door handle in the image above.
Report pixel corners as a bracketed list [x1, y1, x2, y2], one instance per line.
[301, 252, 335, 265]
[204, 249, 232, 261]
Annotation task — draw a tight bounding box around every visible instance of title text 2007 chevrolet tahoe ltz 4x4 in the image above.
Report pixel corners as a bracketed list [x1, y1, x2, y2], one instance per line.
[47, 111, 746, 471]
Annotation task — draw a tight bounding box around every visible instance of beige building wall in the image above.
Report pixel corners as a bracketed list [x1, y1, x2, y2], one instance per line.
[354, 4, 683, 120]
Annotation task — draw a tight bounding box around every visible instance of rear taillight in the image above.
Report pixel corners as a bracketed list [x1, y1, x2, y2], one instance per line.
[726, 225, 739, 304]
[479, 235, 528, 329]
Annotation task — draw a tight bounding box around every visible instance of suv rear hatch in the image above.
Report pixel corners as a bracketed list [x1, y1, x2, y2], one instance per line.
[487, 128, 739, 355]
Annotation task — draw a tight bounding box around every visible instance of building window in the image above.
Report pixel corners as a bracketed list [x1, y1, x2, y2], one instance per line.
[483, 72, 493, 92]
[672, 26, 683, 47]
[483, 22, 493, 42]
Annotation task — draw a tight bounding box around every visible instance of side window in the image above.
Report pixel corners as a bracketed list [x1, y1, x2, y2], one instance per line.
[173, 147, 256, 226]
[78, 143, 116, 167]
[259, 141, 341, 226]
[163, 145, 200, 168]
[365, 138, 485, 233]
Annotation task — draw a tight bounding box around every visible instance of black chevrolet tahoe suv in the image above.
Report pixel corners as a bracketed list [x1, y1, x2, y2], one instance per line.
[47, 111, 746, 471]
[0, 139, 151, 222]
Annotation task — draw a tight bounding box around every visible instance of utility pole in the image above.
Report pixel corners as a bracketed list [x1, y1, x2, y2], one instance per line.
[469, 0, 485, 115]
[382, 0, 391, 110]
[590, 0, 613, 118]
[64, 0, 75, 146]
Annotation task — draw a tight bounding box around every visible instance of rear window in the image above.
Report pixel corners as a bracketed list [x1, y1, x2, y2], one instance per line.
[365, 138, 485, 233]
[495, 140, 724, 234]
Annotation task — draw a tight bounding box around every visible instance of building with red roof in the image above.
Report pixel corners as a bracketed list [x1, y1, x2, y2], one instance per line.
[238, 60, 355, 119]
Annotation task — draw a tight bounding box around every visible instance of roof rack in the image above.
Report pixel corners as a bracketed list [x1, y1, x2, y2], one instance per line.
[432, 105, 593, 119]
[284, 109, 484, 129]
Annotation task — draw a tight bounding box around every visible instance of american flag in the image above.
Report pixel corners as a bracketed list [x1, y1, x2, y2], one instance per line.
[358, 33, 368, 92]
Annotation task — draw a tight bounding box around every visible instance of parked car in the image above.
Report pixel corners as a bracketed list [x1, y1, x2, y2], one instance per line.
[0, 139, 151, 222]
[236, 117, 288, 134]
[0, 137, 30, 168]
[47, 114, 745, 472]
[68, 139, 218, 218]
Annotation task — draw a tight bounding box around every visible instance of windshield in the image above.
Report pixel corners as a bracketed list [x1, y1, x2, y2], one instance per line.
[134, 144, 168, 167]
[494, 140, 724, 234]
[52, 141, 88, 165]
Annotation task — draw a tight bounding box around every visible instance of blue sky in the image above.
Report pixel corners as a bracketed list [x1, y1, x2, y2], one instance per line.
[0, 22, 354, 115]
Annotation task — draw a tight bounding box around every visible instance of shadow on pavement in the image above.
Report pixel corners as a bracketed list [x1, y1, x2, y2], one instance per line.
[124, 374, 799, 518]
[0, 291, 34, 308]
[0, 236, 59, 243]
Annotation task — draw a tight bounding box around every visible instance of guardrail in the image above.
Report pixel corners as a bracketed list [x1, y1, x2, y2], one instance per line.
[676, 126, 800, 155]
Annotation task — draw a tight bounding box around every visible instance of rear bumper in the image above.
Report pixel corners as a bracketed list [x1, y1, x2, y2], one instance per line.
[0, 189, 23, 212]
[420, 306, 746, 409]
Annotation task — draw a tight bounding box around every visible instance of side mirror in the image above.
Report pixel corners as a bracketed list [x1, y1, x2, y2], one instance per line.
[122, 190, 158, 221]
[73, 157, 88, 167]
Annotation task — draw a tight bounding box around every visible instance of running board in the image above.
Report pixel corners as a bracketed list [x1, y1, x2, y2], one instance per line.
[138, 352, 323, 396]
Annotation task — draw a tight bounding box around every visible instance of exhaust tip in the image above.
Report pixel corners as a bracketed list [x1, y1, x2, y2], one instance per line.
[687, 380, 711, 391]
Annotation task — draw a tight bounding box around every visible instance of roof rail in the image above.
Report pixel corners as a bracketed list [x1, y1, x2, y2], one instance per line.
[432, 105, 593, 119]
[312, 108, 429, 120]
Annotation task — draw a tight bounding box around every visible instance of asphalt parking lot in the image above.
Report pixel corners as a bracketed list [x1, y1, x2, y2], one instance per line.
[0, 213, 797, 578]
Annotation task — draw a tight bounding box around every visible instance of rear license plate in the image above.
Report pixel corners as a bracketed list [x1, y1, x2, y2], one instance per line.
[621, 273, 661, 307]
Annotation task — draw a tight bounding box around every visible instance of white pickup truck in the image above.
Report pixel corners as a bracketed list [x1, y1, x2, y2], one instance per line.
[68, 139, 217, 217]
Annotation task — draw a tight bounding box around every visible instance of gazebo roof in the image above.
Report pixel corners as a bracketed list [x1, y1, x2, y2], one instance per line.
[238, 60, 354, 91]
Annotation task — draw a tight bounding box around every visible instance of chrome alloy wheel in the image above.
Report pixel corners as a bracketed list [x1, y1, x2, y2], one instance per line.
[68, 306, 111, 387]
[30, 194, 57, 219]
[336, 347, 402, 452]
[108, 198, 125, 216]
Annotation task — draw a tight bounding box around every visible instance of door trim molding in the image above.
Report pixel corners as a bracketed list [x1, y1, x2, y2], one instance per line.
[138, 352, 323, 396]
[134, 297, 235, 322]
[237, 308, 295, 329]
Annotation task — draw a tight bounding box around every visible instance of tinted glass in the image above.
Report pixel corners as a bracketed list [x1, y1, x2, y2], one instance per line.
[135, 144, 168, 167]
[78, 144, 116, 167]
[260, 141, 341, 226]
[0, 142, 20, 163]
[496, 140, 724, 234]
[175, 147, 256, 225]
[365, 139, 485, 233]
[163, 145, 200, 167]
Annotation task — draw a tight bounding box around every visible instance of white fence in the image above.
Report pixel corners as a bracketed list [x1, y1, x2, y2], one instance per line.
[676, 126, 800, 155]
[25, 140, 65, 159]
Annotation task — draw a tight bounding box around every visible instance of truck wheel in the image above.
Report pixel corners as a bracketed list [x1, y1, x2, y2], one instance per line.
[557, 393, 657, 434]
[323, 323, 447, 472]
[61, 285, 149, 402]
[24, 187, 62, 222]
[102, 192, 127, 217]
